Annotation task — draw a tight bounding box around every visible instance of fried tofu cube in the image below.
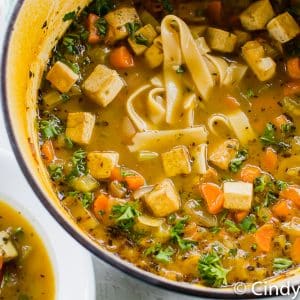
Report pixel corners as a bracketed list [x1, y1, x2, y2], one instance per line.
[0, 231, 18, 262]
[144, 36, 163, 69]
[128, 24, 158, 56]
[144, 179, 180, 217]
[161, 145, 191, 177]
[242, 40, 276, 81]
[240, 0, 275, 31]
[223, 181, 253, 210]
[66, 112, 95, 145]
[209, 139, 239, 170]
[206, 28, 237, 53]
[46, 61, 79, 93]
[267, 12, 300, 43]
[105, 7, 140, 44]
[83, 64, 125, 107]
[87, 151, 119, 180]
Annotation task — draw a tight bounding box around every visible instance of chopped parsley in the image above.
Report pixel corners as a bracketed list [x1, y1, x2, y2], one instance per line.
[198, 251, 229, 287]
[48, 164, 63, 181]
[63, 11, 76, 22]
[125, 22, 141, 37]
[229, 149, 248, 173]
[245, 88, 255, 99]
[67, 149, 87, 180]
[273, 258, 293, 271]
[145, 244, 175, 263]
[254, 176, 267, 193]
[276, 180, 288, 191]
[89, 0, 115, 16]
[135, 34, 149, 46]
[95, 17, 108, 36]
[224, 219, 240, 233]
[281, 122, 296, 135]
[69, 191, 94, 208]
[39, 114, 64, 140]
[229, 248, 238, 257]
[239, 215, 257, 233]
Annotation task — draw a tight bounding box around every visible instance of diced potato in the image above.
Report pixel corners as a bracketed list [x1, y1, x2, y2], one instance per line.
[87, 151, 119, 180]
[206, 28, 237, 53]
[267, 12, 300, 44]
[161, 145, 191, 177]
[223, 181, 253, 210]
[105, 7, 140, 44]
[240, 0, 275, 31]
[0, 231, 18, 262]
[209, 139, 239, 170]
[242, 40, 276, 81]
[43, 90, 63, 108]
[83, 64, 125, 107]
[46, 61, 79, 93]
[144, 36, 163, 69]
[281, 217, 300, 236]
[233, 30, 252, 48]
[128, 24, 158, 56]
[66, 112, 95, 145]
[144, 179, 180, 217]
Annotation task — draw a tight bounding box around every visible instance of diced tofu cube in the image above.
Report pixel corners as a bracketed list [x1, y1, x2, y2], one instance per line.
[234, 30, 252, 48]
[0, 231, 18, 262]
[105, 7, 140, 44]
[46, 61, 79, 93]
[240, 0, 275, 31]
[144, 179, 180, 217]
[144, 36, 163, 69]
[223, 181, 253, 210]
[87, 151, 119, 180]
[267, 12, 300, 43]
[161, 145, 191, 177]
[128, 24, 158, 56]
[66, 112, 95, 145]
[209, 139, 239, 170]
[242, 40, 276, 81]
[206, 28, 237, 53]
[83, 64, 125, 107]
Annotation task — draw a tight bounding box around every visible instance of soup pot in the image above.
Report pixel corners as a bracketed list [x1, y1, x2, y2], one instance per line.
[1, 0, 300, 298]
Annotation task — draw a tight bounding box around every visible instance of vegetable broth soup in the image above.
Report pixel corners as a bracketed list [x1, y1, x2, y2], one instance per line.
[38, 0, 300, 287]
[0, 202, 54, 299]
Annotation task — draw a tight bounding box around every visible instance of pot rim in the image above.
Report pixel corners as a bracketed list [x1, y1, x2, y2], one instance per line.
[0, 1, 298, 298]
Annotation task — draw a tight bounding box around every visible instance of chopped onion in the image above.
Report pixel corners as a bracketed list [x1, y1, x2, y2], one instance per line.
[137, 215, 164, 227]
[137, 151, 159, 162]
[109, 181, 127, 198]
[281, 217, 300, 237]
[132, 185, 155, 200]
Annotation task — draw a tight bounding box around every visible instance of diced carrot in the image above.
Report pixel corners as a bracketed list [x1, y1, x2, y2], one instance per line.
[110, 167, 123, 182]
[0, 255, 3, 271]
[223, 96, 240, 110]
[272, 199, 296, 219]
[240, 165, 261, 183]
[93, 194, 112, 220]
[125, 175, 145, 191]
[235, 210, 249, 223]
[254, 224, 275, 252]
[287, 57, 300, 79]
[273, 114, 289, 130]
[280, 186, 300, 207]
[207, 0, 222, 24]
[109, 46, 135, 69]
[200, 183, 224, 214]
[87, 13, 101, 44]
[291, 237, 300, 263]
[41, 140, 55, 165]
[284, 80, 300, 97]
[261, 147, 278, 173]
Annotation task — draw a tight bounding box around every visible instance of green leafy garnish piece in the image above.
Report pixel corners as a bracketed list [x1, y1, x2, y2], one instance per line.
[281, 122, 296, 135]
[69, 191, 94, 208]
[160, 0, 174, 13]
[273, 258, 293, 271]
[254, 176, 267, 193]
[111, 202, 140, 231]
[198, 251, 229, 287]
[224, 219, 240, 233]
[229, 149, 248, 173]
[67, 149, 87, 180]
[63, 11, 76, 22]
[125, 22, 141, 37]
[89, 0, 115, 16]
[95, 17, 108, 36]
[48, 164, 63, 181]
[239, 215, 257, 233]
[276, 180, 288, 191]
[229, 248, 238, 257]
[62, 34, 79, 54]
[263, 191, 278, 207]
[210, 226, 221, 234]
[145, 244, 175, 263]
[135, 34, 149, 46]
[39, 115, 64, 140]
[245, 88, 255, 99]
[176, 65, 186, 74]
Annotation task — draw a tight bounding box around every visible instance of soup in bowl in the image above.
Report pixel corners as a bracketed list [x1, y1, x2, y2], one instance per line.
[2, 0, 300, 297]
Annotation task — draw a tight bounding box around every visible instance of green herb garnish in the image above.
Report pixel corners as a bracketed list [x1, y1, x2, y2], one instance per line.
[224, 219, 240, 233]
[135, 34, 149, 46]
[63, 11, 76, 22]
[145, 244, 175, 263]
[273, 258, 293, 271]
[95, 17, 108, 36]
[229, 149, 248, 173]
[48, 164, 63, 181]
[239, 215, 257, 233]
[39, 115, 64, 140]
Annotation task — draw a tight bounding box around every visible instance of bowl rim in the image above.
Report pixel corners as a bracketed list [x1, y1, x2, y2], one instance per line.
[0, 1, 297, 298]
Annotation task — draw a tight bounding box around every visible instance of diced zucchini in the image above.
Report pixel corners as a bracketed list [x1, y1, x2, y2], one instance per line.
[70, 175, 99, 192]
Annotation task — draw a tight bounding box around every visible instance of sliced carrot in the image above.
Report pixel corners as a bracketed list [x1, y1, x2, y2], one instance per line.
[287, 57, 300, 79]
[261, 147, 278, 173]
[235, 210, 249, 223]
[109, 46, 135, 69]
[273, 114, 289, 130]
[284, 80, 300, 97]
[207, 0, 222, 24]
[291, 237, 300, 263]
[110, 167, 123, 182]
[240, 165, 261, 183]
[272, 199, 296, 219]
[200, 183, 224, 215]
[125, 175, 145, 191]
[93, 194, 112, 220]
[41, 140, 55, 165]
[254, 223, 275, 252]
[87, 13, 101, 44]
[280, 187, 300, 207]
[223, 96, 240, 110]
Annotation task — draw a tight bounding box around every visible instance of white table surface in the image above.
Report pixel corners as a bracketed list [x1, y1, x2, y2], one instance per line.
[0, 1, 291, 299]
